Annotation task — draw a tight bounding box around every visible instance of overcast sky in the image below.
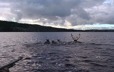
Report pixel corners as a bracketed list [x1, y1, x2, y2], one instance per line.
[0, 0, 114, 29]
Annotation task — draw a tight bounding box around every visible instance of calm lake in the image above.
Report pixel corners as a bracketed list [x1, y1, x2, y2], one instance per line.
[0, 32, 114, 72]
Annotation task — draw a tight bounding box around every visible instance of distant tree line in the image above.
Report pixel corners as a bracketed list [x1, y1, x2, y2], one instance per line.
[0, 20, 114, 32]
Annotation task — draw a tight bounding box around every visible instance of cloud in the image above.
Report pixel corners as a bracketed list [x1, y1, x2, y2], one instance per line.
[1, 0, 114, 27]
[85, 3, 114, 24]
[11, 0, 81, 19]
[10, 0, 105, 23]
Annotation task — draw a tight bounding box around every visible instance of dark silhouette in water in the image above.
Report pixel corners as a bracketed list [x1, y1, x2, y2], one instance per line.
[0, 57, 23, 72]
[51, 40, 57, 44]
[44, 39, 62, 44]
[44, 34, 82, 45]
[57, 39, 62, 43]
[44, 39, 50, 44]
[71, 33, 81, 43]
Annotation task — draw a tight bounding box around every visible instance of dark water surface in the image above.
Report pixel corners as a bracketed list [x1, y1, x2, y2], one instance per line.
[0, 32, 114, 72]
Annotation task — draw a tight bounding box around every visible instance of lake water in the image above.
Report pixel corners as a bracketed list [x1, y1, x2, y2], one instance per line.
[0, 32, 114, 46]
[0, 32, 114, 72]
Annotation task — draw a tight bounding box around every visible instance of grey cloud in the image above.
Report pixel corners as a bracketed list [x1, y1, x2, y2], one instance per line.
[102, 13, 114, 24]
[11, 0, 105, 23]
[88, 6, 114, 24]
[73, 7, 91, 20]
[81, 0, 105, 7]
[12, 0, 82, 18]
[2, 0, 113, 25]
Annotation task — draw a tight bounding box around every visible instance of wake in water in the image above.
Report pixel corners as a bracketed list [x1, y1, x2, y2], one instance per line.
[0, 33, 114, 72]
[21, 42, 114, 72]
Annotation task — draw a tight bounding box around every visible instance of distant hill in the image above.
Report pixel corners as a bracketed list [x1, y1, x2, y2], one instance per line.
[0, 20, 114, 32]
[0, 20, 75, 32]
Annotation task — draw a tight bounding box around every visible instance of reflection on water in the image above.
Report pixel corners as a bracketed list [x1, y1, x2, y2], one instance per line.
[0, 32, 114, 72]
